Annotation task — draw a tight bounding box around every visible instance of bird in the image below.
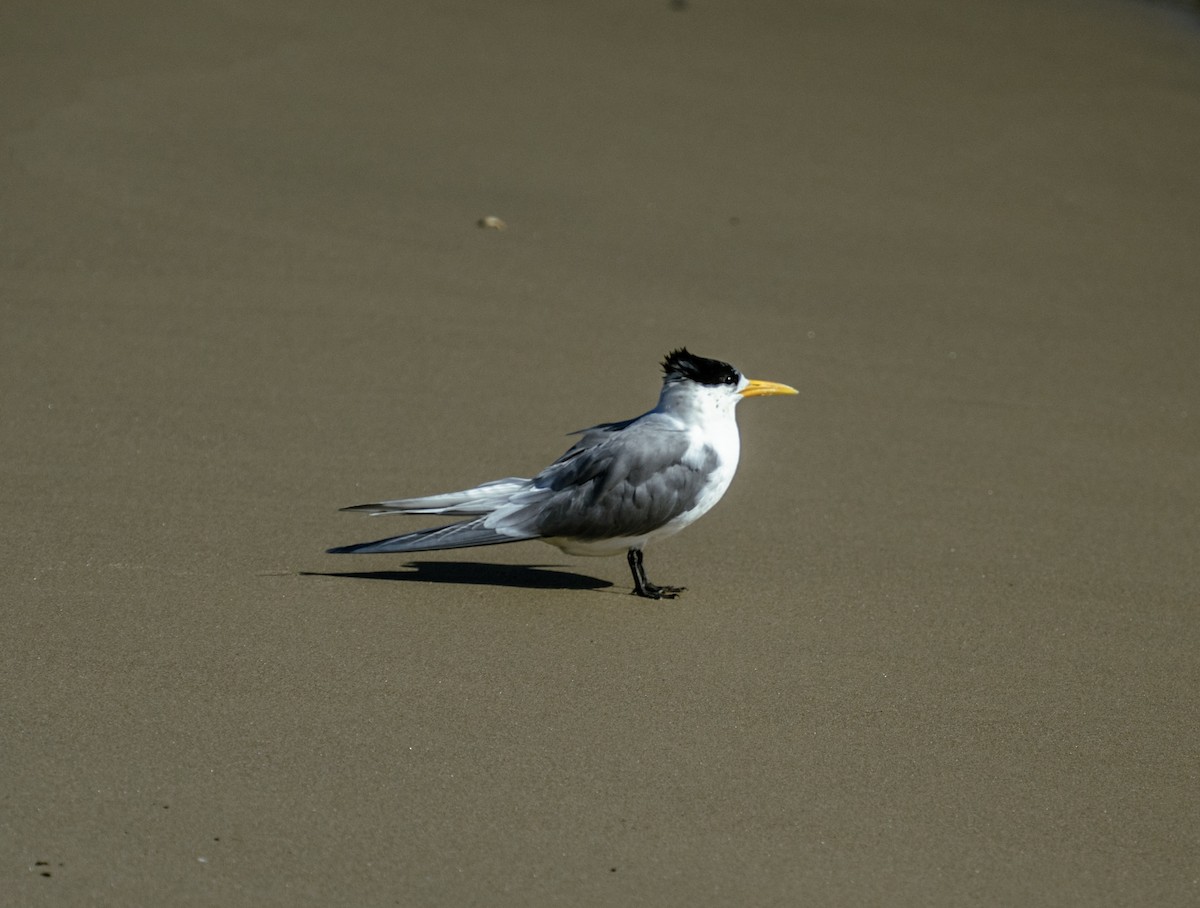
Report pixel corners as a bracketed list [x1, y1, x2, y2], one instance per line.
[327, 348, 797, 599]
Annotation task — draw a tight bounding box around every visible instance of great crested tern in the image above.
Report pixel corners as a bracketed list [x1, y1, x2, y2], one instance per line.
[328, 348, 797, 598]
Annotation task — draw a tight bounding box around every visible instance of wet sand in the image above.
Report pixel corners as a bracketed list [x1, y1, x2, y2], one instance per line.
[3, 1, 1198, 904]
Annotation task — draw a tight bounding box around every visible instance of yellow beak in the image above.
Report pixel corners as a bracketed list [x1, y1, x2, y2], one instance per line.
[740, 378, 799, 398]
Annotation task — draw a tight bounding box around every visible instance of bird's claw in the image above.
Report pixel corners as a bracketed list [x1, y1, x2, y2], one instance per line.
[632, 584, 686, 600]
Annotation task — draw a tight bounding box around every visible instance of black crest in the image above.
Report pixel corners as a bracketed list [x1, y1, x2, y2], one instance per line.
[661, 348, 741, 387]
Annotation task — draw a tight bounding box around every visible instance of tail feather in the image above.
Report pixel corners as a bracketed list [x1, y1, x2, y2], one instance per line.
[340, 477, 530, 517]
[327, 516, 535, 554]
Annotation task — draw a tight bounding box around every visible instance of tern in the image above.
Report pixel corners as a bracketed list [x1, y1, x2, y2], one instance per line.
[328, 348, 797, 598]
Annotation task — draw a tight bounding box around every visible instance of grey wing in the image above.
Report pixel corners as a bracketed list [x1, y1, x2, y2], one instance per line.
[560, 416, 640, 456]
[510, 421, 717, 540]
[339, 478, 531, 516]
[327, 516, 534, 554]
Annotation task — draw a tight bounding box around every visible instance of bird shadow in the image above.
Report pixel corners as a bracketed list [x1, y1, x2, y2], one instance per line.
[302, 561, 615, 592]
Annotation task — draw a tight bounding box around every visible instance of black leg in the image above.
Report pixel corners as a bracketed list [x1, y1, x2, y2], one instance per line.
[627, 548, 685, 600]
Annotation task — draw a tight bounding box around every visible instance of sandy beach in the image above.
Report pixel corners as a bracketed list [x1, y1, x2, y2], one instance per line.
[3, 1, 1198, 904]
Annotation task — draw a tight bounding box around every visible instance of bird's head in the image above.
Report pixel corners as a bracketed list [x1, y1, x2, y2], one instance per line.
[659, 348, 797, 418]
[661, 348, 798, 397]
